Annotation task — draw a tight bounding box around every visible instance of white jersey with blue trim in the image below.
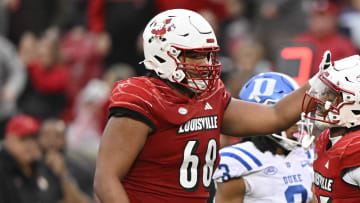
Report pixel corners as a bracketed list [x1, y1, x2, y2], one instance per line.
[213, 141, 314, 203]
[305, 145, 315, 167]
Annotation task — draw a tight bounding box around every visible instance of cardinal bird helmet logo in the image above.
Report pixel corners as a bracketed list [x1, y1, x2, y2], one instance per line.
[149, 18, 176, 42]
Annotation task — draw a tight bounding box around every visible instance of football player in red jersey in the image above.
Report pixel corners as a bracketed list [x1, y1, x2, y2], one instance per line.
[94, 9, 314, 203]
[302, 51, 360, 202]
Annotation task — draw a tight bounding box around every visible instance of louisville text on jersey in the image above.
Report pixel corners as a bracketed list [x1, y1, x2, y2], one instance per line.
[178, 115, 218, 134]
[314, 171, 334, 192]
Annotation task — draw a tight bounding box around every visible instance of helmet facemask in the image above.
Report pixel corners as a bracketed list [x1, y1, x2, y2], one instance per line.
[302, 72, 356, 129]
[170, 46, 221, 92]
[296, 113, 315, 150]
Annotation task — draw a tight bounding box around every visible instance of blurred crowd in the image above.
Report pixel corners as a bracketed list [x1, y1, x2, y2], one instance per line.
[0, 0, 359, 202]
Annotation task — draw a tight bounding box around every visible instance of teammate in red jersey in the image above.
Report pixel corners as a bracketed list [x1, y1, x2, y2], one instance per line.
[302, 51, 360, 202]
[94, 9, 314, 203]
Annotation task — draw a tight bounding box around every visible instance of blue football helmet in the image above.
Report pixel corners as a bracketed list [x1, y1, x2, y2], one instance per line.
[239, 72, 313, 151]
[239, 72, 299, 104]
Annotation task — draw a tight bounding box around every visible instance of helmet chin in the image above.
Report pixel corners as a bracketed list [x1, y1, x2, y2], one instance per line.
[314, 114, 333, 130]
[187, 79, 208, 92]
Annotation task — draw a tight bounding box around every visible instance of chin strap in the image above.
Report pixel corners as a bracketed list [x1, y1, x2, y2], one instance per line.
[301, 134, 315, 151]
[270, 132, 299, 151]
[298, 112, 316, 151]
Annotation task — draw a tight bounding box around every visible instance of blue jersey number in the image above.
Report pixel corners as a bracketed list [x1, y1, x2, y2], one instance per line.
[285, 185, 307, 203]
[218, 164, 231, 182]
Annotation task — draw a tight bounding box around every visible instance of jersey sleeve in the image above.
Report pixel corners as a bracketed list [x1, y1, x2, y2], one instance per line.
[108, 78, 157, 131]
[213, 142, 264, 183]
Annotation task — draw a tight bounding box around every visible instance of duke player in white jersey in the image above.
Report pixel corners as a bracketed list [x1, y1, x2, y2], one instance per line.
[213, 72, 315, 203]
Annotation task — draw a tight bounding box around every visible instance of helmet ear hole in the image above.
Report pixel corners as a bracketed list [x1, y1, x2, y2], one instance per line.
[351, 110, 360, 115]
[154, 55, 166, 63]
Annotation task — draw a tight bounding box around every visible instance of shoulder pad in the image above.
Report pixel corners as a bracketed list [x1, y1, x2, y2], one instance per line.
[109, 77, 156, 119]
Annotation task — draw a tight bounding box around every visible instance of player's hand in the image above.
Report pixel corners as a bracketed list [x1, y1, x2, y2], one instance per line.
[309, 50, 332, 87]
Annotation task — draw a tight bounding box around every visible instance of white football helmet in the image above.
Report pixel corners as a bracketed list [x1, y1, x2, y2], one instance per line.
[142, 9, 221, 92]
[302, 54, 360, 130]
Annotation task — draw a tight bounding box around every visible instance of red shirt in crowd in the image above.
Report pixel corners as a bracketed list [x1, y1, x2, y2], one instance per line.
[295, 32, 358, 76]
[28, 61, 70, 93]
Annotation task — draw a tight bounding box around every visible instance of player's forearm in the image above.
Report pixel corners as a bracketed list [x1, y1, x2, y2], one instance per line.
[94, 175, 130, 203]
[273, 82, 311, 129]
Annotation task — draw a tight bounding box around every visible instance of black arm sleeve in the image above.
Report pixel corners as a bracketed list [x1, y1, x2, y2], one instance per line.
[109, 107, 156, 134]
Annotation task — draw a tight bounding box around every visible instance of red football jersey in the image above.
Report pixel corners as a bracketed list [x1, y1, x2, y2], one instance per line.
[313, 129, 360, 203]
[109, 76, 231, 202]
